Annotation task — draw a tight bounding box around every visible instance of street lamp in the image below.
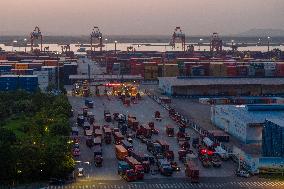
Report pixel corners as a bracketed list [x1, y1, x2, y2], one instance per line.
[267, 36, 271, 52]
[12, 40, 18, 52]
[199, 38, 203, 51]
[24, 38, 27, 52]
[105, 38, 108, 51]
[114, 40, 118, 54]
[231, 40, 235, 51]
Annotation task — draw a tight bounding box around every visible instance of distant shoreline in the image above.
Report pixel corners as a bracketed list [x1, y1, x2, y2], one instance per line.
[1, 35, 284, 44]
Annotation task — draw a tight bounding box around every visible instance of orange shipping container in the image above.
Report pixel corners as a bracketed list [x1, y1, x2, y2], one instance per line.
[15, 63, 29, 70]
[44, 60, 59, 66]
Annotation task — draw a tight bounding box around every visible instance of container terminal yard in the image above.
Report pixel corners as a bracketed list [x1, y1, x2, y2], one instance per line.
[0, 26, 284, 189]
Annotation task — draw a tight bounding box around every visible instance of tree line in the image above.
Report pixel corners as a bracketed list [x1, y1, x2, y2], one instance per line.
[0, 90, 75, 185]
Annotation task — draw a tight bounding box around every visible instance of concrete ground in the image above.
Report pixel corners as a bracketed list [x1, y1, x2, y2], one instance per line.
[67, 88, 236, 181]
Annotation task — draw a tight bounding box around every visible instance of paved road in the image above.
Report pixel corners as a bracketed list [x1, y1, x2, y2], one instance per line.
[46, 179, 284, 189]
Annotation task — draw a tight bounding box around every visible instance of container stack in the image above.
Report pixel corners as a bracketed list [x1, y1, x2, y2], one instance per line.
[143, 62, 158, 80]
[34, 71, 49, 91]
[209, 62, 227, 77]
[42, 66, 57, 85]
[0, 75, 38, 92]
[112, 63, 120, 75]
[264, 62, 276, 77]
[276, 62, 284, 77]
[0, 65, 12, 74]
[262, 119, 284, 157]
[63, 63, 78, 85]
[158, 64, 179, 77]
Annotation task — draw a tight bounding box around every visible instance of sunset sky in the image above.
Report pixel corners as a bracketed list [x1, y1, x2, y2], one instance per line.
[0, 0, 283, 35]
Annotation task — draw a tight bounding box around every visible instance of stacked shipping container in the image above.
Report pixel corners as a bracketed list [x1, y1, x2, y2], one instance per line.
[262, 119, 284, 157]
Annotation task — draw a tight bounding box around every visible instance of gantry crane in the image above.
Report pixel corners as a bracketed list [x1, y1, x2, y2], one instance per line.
[30, 26, 43, 52]
[170, 27, 186, 51]
[210, 33, 223, 53]
[90, 26, 103, 52]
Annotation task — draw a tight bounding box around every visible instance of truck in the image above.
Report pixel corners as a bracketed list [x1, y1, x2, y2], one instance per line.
[94, 129, 103, 138]
[128, 118, 139, 131]
[137, 124, 152, 138]
[192, 138, 199, 148]
[115, 145, 128, 160]
[156, 140, 170, 152]
[166, 125, 174, 137]
[130, 151, 151, 173]
[85, 99, 94, 108]
[214, 146, 229, 160]
[103, 127, 112, 144]
[147, 142, 162, 156]
[212, 155, 222, 168]
[124, 156, 144, 180]
[83, 122, 91, 130]
[104, 110, 112, 122]
[87, 112, 95, 124]
[148, 122, 159, 134]
[117, 161, 137, 182]
[185, 161, 199, 183]
[94, 146, 103, 167]
[71, 127, 79, 136]
[77, 115, 84, 127]
[118, 123, 128, 135]
[157, 159, 173, 176]
[154, 111, 161, 121]
[93, 137, 102, 146]
[121, 140, 134, 153]
[83, 106, 88, 117]
[114, 132, 124, 145]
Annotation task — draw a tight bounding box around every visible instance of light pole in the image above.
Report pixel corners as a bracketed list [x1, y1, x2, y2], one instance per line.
[199, 38, 203, 51]
[105, 38, 108, 51]
[267, 36, 271, 52]
[114, 40, 118, 54]
[231, 40, 235, 51]
[12, 40, 18, 52]
[24, 38, 27, 52]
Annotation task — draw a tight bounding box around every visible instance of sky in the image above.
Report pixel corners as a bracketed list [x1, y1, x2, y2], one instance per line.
[0, 0, 283, 36]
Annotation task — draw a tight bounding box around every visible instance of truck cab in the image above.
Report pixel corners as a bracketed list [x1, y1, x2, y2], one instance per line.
[130, 151, 151, 173]
[85, 99, 94, 108]
[166, 125, 174, 137]
[121, 140, 134, 153]
[157, 159, 173, 176]
[104, 110, 112, 122]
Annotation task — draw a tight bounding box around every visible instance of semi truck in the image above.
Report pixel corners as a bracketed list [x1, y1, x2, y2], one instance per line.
[124, 156, 145, 180]
[115, 145, 128, 160]
[185, 161, 199, 183]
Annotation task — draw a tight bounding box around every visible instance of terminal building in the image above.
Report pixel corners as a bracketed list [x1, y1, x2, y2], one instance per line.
[211, 104, 284, 172]
[211, 104, 284, 144]
[158, 77, 284, 96]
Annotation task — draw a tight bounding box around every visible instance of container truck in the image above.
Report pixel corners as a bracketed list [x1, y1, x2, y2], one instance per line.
[117, 161, 137, 182]
[124, 156, 144, 180]
[104, 110, 112, 122]
[114, 132, 124, 145]
[130, 151, 151, 173]
[157, 159, 173, 176]
[85, 99, 94, 108]
[115, 145, 128, 160]
[185, 161, 199, 183]
[121, 140, 134, 153]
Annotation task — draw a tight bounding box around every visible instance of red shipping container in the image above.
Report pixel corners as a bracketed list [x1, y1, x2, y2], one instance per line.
[226, 66, 237, 77]
[276, 63, 284, 77]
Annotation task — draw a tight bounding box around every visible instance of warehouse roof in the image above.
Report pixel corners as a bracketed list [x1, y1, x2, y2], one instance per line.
[158, 77, 284, 86]
[214, 105, 284, 124]
[265, 118, 284, 127]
